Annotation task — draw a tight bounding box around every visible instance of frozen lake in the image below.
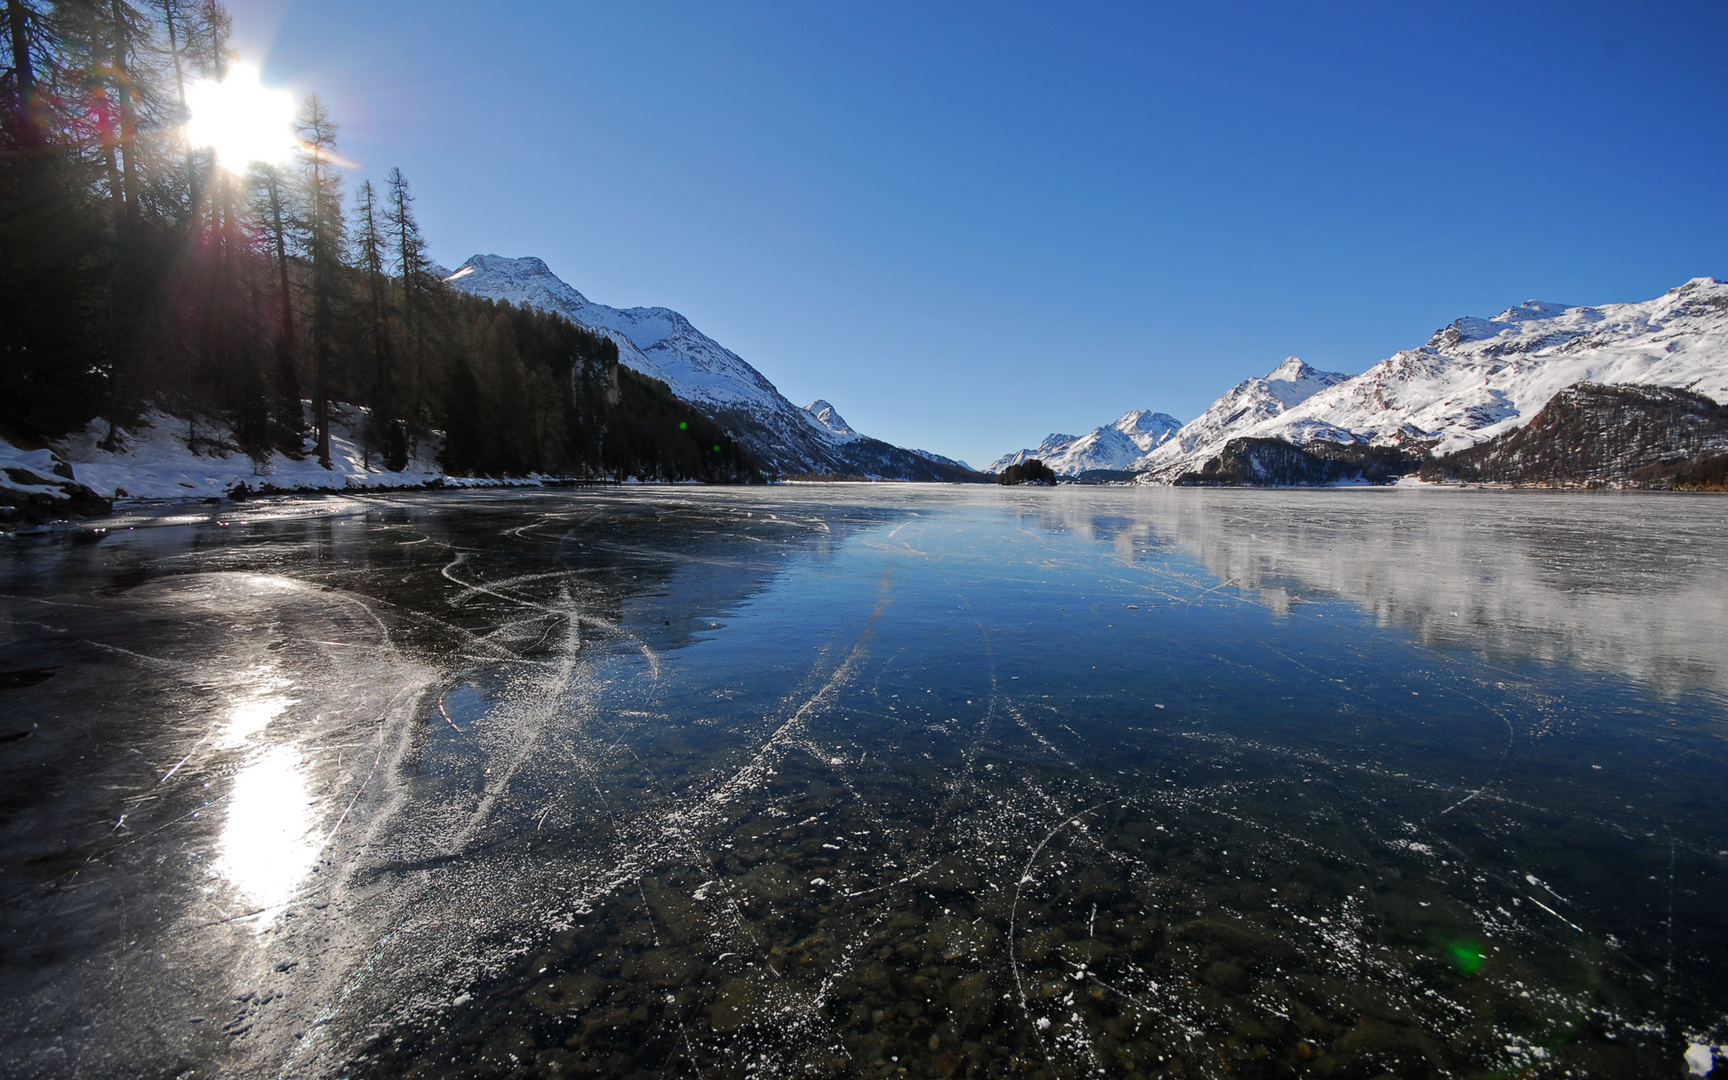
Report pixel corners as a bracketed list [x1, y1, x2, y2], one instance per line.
[2, 486, 1725, 1079]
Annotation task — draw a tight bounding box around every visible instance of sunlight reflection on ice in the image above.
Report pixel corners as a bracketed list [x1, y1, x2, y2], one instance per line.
[217, 744, 320, 922]
[214, 663, 317, 922]
[219, 669, 296, 748]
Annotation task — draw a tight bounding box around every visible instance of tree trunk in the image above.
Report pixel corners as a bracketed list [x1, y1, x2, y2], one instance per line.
[6, 0, 33, 98]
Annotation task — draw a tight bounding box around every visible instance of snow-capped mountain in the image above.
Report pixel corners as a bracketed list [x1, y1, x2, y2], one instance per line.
[1131, 358, 1349, 480]
[1114, 409, 1186, 452]
[1135, 279, 1728, 483]
[991, 409, 1182, 475]
[804, 400, 858, 440]
[443, 255, 978, 480]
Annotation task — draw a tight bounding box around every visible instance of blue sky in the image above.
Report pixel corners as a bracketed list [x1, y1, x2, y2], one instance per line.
[232, 0, 1727, 469]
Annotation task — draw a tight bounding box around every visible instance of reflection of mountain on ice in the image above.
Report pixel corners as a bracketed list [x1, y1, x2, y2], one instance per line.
[1037, 490, 1728, 699]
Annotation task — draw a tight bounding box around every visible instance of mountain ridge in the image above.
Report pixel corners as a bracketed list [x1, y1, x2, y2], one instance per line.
[992, 409, 1182, 475]
[443, 255, 981, 481]
[1132, 278, 1728, 483]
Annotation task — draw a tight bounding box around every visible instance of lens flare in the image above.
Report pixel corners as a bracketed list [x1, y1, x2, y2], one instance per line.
[1445, 937, 1486, 975]
[184, 63, 299, 172]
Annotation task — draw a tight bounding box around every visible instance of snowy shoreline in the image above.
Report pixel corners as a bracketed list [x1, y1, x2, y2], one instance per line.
[0, 405, 624, 532]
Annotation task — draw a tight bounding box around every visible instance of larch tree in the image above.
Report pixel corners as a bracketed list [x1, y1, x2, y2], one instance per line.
[251, 162, 303, 453]
[353, 178, 403, 468]
[384, 165, 428, 419]
[294, 92, 343, 467]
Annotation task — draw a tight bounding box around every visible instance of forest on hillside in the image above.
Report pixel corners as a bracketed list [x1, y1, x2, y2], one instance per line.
[0, 0, 758, 482]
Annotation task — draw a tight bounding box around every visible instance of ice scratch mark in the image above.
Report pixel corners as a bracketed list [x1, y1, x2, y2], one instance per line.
[1010, 799, 1119, 1074]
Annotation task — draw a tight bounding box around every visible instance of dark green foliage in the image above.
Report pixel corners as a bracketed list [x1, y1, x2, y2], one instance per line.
[431, 294, 757, 482]
[1070, 468, 1138, 484]
[0, 141, 108, 435]
[438, 352, 486, 473]
[1671, 453, 1728, 491]
[998, 458, 1058, 485]
[1175, 438, 1418, 486]
[604, 367, 757, 483]
[1420, 383, 1728, 488]
[0, 2, 758, 484]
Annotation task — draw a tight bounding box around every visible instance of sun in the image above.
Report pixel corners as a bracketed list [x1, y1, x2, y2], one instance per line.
[184, 63, 300, 173]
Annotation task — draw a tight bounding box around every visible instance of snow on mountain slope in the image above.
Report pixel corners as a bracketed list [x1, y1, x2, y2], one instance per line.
[1135, 358, 1349, 478]
[909, 448, 974, 472]
[804, 400, 860, 441]
[1113, 409, 1185, 453]
[807, 399, 973, 471]
[444, 255, 976, 479]
[990, 410, 1181, 476]
[990, 432, 1074, 474]
[446, 255, 796, 417]
[1135, 279, 1728, 483]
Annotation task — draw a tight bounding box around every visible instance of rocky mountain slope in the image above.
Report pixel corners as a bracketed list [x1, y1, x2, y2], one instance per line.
[1173, 438, 1419, 487]
[1133, 359, 1347, 481]
[991, 409, 1182, 475]
[1419, 383, 1728, 487]
[1135, 278, 1728, 484]
[444, 256, 980, 481]
[804, 400, 858, 439]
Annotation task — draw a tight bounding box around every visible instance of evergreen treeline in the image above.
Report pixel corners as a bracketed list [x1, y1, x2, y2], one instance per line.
[0, 0, 758, 482]
[998, 459, 1057, 485]
[1418, 383, 1728, 489]
[1173, 437, 1416, 486]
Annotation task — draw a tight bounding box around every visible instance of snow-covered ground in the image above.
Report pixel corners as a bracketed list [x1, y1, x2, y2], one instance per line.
[1134, 278, 1728, 483]
[45, 405, 446, 501]
[1, 404, 523, 526]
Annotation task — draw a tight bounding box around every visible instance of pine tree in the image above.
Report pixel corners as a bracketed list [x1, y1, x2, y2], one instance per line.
[384, 165, 428, 421]
[353, 178, 403, 467]
[3, 1, 760, 486]
[251, 162, 303, 453]
[6, 1, 37, 116]
[1, 0, 108, 436]
[294, 93, 343, 467]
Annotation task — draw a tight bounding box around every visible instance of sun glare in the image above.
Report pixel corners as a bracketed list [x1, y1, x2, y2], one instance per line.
[184, 63, 300, 173]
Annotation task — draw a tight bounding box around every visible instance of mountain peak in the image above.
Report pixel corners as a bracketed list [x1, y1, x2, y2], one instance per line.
[449, 254, 590, 307]
[443, 255, 975, 479]
[1135, 277, 1728, 482]
[1491, 299, 1574, 323]
[1266, 357, 1315, 381]
[805, 400, 857, 437]
[989, 409, 1182, 475]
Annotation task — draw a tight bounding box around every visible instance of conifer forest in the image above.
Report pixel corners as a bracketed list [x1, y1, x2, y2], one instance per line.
[0, 0, 758, 482]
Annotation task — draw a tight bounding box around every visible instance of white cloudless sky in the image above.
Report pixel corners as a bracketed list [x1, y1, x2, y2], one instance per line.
[229, 0, 1727, 469]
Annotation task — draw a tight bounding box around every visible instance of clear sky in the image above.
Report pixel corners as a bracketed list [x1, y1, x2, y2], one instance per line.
[229, 0, 1727, 469]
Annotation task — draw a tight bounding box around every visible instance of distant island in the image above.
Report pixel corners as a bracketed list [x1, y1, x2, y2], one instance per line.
[997, 459, 1057, 486]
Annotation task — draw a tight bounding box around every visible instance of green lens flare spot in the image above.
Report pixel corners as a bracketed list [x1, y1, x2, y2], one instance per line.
[713, 445, 721, 453]
[1446, 937, 1486, 976]
[679, 422, 688, 430]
